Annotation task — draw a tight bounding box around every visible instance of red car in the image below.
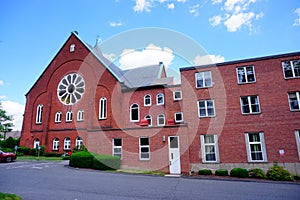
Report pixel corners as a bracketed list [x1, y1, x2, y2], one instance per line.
[0, 150, 17, 163]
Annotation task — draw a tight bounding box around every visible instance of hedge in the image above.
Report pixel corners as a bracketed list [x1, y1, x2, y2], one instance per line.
[198, 169, 213, 175]
[215, 169, 228, 176]
[230, 168, 249, 178]
[69, 151, 94, 168]
[266, 165, 294, 181]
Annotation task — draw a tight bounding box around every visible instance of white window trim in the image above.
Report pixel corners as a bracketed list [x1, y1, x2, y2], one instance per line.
[236, 65, 256, 84]
[174, 112, 184, 123]
[282, 60, 300, 79]
[130, 103, 140, 122]
[33, 139, 40, 148]
[288, 92, 300, 111]
[144, 94, 152, 106]
[195, 71, 212, 88]
[245, 132, 268, 163]
[139, 137, 150, 160]
[36, 104, 43, 124]
[200, 134, 220, 163]
[144, 115, 152, 126]
[64, 138, 71, 150]
[112, 138, 122, 159]
[75, 137, 83, 148]
[66, 111, 73, 122]
[157, 114, 165, 126]
[99, 97, 107, 119]
[197, 100, 216, 118]
[173, 91, 182, 101]
[156, 93, 164, 105]
[295, 131, 300, 161]
[77, 110, 84, 121]
[240, 96, 261, 114]
[55, 111, 62, 123]
[53, 138, 59, 150]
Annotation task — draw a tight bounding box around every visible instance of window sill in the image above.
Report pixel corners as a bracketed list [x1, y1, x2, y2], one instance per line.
[290, 109, 300, 112]
[237, 81, 256, 85]
[284, 76, 300, 80]
[199, 116, 216, 118]
[241, 112, 261, 115]
[196, 86, 213, 89]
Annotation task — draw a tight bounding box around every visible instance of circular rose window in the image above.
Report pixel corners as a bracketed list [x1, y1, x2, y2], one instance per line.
[57, 73, 85, 105]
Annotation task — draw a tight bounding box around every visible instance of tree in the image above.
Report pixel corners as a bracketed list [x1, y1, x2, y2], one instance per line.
[0, 102, 13, 140]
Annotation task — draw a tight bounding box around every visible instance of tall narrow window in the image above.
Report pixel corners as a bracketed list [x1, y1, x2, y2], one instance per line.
[295, 131, 300, 161]
[55, 111, 62, 123]
[113, 138, 122, 159]
[240, 96, 260, 114]
[157, 114, 165, 126]
[200, 135, 219, 163]
[144, 94, 151, 106]
[156, 93, 164, 105]
[33, 138, 40, 148]
[75, 137, 83, 148]
[70, 44, 75, 52]
[130, 103, 139, 122]
[288, 92, 300, 111]
[245, 132, 267, 162]
[198, 100, 215, 117]
[99, 97, 107, 119]
[140, 137, 150, 160]
[53, 138, 59, 150]
[282, 59, 300, 79]
[195, 71, 212, 88]
[144, 115, 152, 126]
[64, 138, 71, 150]
[36, 104, 43, 124]
[236, 66, 256, 84]
[66, 111, 73, 122]
[77, 110, 84, 121]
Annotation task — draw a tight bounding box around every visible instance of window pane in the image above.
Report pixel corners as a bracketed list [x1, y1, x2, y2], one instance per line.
[251, 152, 263, 160]
[170, 137, 178, 148]
[249, 133, 260, 142]
[283, 61, 293, 78]
[289, 93, 299, 110]
[175, 113, 182, 121]
[204, 71, 212, 87]
[246, 66, 255, 82]
[292, 60, 300, 77]
[114, 139, 122, 146]
[206, 153, 216, 161]
[196, 73, 204, 87]
[237, 68, 245, 83]
[140, 138, 149, 145]
[204, 135, 214, 143]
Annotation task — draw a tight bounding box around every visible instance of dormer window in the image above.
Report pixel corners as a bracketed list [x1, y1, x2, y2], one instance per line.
[70, 44, 75, 52]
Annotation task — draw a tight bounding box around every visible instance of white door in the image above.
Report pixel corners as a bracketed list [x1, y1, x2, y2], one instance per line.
[168, 136, 181, 174]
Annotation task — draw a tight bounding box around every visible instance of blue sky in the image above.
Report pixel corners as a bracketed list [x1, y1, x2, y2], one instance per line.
[0, 0, 300, 130]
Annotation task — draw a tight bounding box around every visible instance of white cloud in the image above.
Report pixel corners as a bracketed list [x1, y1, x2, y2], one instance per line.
[293, 8, 300, 26]
[194, 54, 225, 65]
[109, 21, 124, 27]
[189, 4, 200, 16]
[1, 100, 25, 131]
[0, 96, 7, 100]
[224, 12, 255, 32]
[209, 15, 222, 26]
[177, 0, 187, 2]
[133, 0, 152, 12]
[212, 0, 223, 5]
[118, 44, 175, 70]
[0, 80, 3, 86]
[167, 3, 175, 10]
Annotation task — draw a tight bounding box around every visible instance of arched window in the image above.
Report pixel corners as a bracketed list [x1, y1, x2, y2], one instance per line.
[144, 115, 152, 126]
[33, 138, 40, 148]
[55, 111, 62, 123]
[76, 137, 83, 148]
[66, 111, 73, 122]
[53, 138, 59, 150]
[156, 93, 164, 105]
[99, 97, 107, 119]
[144, 94, 151, 106]
[77, 110, 84, 121]
[36, 104, 43, 124]
[130, 103, 140, 122]
[157, 114, 165, 126]
[64, 138, 71, 150]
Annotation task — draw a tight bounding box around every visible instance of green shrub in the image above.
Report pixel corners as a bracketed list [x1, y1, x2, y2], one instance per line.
[17, 146, 31, 155]
[0, 147, 13, 153]
[215, 169, 228, 176]
[266, 165, 294, 181]
[0, 137, 18, 149]
[72, 144, 88, 153]
[69, 151, 94, 168]
[198, 169, 213, 175]
[293, 175, 300, 180]
[30, 146, 45, 156]
[44, 152, 62, 157]
[92, 155, 121, 170]
[248, 168, 267, 179]
[230, 168, 249, 178]
[0, 192, 21, 200]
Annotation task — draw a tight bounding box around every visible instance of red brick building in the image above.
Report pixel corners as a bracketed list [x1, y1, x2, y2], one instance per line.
[20, 32, 300, 174]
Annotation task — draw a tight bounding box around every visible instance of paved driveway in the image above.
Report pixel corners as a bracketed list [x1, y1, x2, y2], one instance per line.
[1, 161, 299, 200]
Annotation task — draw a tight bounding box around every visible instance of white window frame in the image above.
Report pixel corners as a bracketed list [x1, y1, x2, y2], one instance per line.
[113, 138, 122, 159]
[157, 114, 165, 126]
[195, 71, 212, 88]
[36, 104, 43, 124]
[33, 138, 40, 149]
[77, 110, 84, 121]
[144, 94, 152, 106]
[144, 115, 152, 126]
[130, 103, 140, 122]
[53, 138, 59, 150]
[295, 130, 300, 161]
[156, 93, 164, 105]
[99, 97, 107, 119]
[55, 111, 62, 123]
[245, 132, 268, 163]
[282, 59, 300, 79]
[139, 137, 150, 160]
[75, 137, 83, 148]
[64, 138, 71, 150]
[200, 134, 220, 163]
[70, 43, 75, 52]
[66, 111, 73, 122]
[174, 112, 183, 123]
[197, 100, 215, 118]
[173, 91, 182, 101]
[236, 65, 256, 84]
[240, 96, 261, 114]
[288, 92, 300, 111]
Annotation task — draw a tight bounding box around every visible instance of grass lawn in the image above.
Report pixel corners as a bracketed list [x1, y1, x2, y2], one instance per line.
[17, 155, 66, 161]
